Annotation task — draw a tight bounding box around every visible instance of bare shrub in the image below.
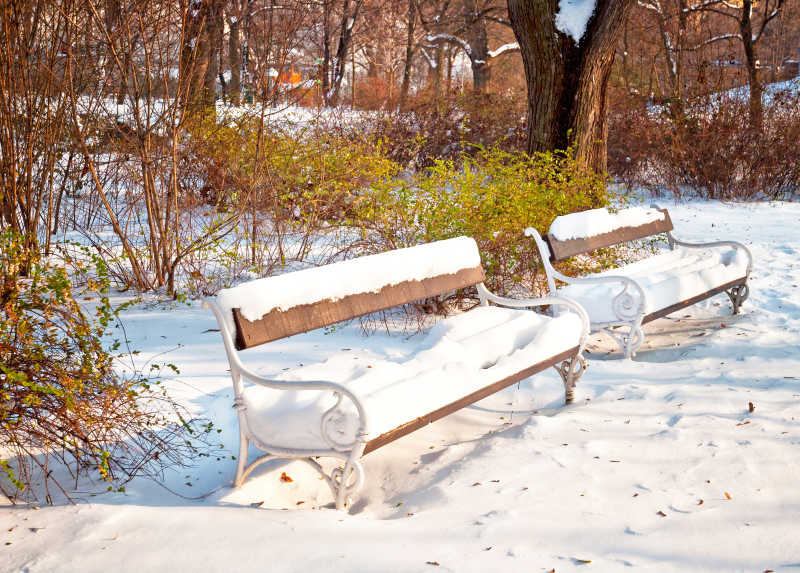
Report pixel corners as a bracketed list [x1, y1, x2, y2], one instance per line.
[608, 86, 800, 199]
[351, 91, 527, 168]
[0, 230, 207, 504]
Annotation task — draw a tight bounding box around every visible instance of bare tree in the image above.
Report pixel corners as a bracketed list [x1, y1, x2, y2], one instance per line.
[420, 0, 519, 92]
[683, 0, 787, 127]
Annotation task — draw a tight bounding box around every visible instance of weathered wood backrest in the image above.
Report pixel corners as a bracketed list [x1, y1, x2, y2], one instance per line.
[545, 208, 673, 262]
[216, 237, 485, 350]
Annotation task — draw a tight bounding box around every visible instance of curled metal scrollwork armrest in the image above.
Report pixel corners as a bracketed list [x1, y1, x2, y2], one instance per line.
[238, 371, 370, 453]
[524, 226, 647, 324]
[650, 204, 753, 275]
[666, 233, 754, 275]
[203, 298, 370, 453]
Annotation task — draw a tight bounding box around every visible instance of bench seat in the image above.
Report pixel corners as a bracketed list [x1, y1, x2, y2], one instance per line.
[557, 246, 749, 324]
[243, 306, 583, 451]
[527, 205, 752, 357]
[205, 236, 590, 510]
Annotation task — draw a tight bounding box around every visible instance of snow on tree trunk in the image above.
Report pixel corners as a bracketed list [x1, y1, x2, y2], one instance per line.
[508, 0, 633, 174]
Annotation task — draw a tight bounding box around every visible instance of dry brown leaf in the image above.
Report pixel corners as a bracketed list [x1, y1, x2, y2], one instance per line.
[296, 501, 304, 505]
[725, 492, 732, 500]
[736, 421, 750, 426]
[698, 499, 704, 505]
[280, 472, 293, 483]
[749, 402, 755, 413]
[426, 561, 440, 566]
[657, 510, 667, 517]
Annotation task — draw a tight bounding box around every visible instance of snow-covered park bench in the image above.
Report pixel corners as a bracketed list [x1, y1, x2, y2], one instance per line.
[204, 237, 589, 510]
[526, 206, 753, 358]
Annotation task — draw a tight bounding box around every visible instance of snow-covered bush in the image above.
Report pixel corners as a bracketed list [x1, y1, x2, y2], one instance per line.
[0, 231, 204, 504]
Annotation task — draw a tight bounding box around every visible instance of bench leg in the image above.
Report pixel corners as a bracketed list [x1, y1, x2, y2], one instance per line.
[725, 283, 749, 314]
[233, 433, 249, 487]
[607, 321, 644, 359]
[556, 353, 587, 404]
[330, 454, 365, 511]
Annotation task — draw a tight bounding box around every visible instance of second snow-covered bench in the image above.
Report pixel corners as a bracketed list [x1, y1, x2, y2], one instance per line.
[204, 236, 589, 510]
[526, 206, 752, 358]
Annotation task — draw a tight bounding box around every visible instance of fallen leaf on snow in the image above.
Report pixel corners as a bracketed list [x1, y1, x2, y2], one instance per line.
[657, 511, 667, 517]
[698, 499, 704, 505]
[426, 561, 440, 566]
[250, 501, 264, 508]
[280, 472, 293, 483]
[725, 492, 732, 500]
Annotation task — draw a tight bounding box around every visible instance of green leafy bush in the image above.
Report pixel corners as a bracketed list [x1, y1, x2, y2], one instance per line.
[353, 145, 607, 296]
[0, 230, 201, 503]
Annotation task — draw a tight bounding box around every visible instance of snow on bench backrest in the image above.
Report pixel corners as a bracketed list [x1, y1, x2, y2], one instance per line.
[545, 207, 673, 262]
[216, 236, 485, 350]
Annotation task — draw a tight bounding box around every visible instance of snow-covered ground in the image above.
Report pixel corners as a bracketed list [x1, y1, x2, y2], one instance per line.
[3, 199, 800, 572]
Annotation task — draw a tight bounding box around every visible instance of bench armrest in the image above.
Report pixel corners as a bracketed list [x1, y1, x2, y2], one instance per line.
[666, 234, 753, 275]
[651, 204, 753, 275]
[203, 299, 369, 452]
[524, 227, 647, 323]
[476, 283, 590, 348]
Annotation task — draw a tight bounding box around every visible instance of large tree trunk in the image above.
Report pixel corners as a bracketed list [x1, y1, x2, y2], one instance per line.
[229, 17, 242, 106]
[740, 0, 762, 130]
[508, 0, 632, 173]
[463, 0, 490, 92]
[202, 0, 223, 113]
[326, 0, 363, 107]
[399, 0, 416, 109]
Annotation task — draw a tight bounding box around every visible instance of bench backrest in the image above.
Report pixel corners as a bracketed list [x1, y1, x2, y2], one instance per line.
[216, 237, 485, 350]
[545, 207, 673, 262]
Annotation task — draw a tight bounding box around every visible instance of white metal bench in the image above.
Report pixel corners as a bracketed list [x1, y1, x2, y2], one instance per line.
[204, 236, 589, 510]
[526, 206, 752, 358]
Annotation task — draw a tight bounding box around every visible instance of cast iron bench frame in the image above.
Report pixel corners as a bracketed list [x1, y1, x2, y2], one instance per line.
[526, 205, 753, 358]
[204, 238, 589, 511]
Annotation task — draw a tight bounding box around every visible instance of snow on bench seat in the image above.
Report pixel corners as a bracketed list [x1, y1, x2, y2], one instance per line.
[242, 306, 583, 450]
[557, 246, 749, 324]
[205, 235, 590, 510]
[527, 205, 752, 358]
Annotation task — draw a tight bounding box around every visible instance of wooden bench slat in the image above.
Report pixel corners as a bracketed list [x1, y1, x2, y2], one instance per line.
[546, 209, 673, 262]
[642, 276, 747, 324]
[362, 345, 580, 455]
[232, 265, 485, 350]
